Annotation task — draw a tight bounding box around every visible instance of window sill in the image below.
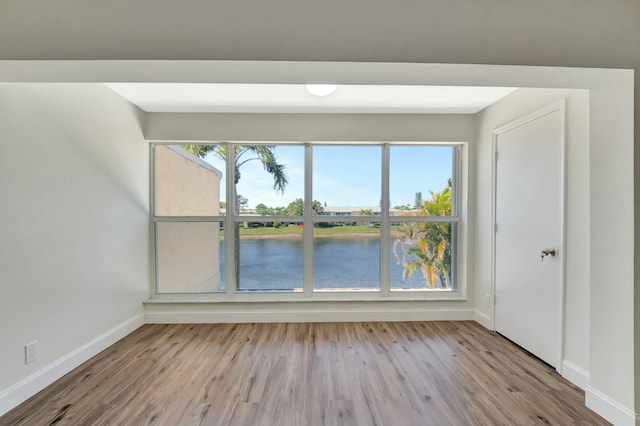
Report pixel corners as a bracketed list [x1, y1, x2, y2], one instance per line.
[145, 291, 466, 304]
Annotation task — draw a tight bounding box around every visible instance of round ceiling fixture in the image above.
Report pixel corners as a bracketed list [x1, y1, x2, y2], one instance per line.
[305, 84, 338, 97]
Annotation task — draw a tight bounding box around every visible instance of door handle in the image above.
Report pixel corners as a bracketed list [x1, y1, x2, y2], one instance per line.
[541, 248, 557, 261]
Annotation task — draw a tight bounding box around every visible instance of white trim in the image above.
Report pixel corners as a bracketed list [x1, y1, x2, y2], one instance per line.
[0, 314, 144, 417]
[585, 386, 639, 426]
[490, 100, 567, 371]
[473, 310, 492, 330]
[490, 125, 498, 331]
[561, 360, 589, 391]
[144, 308, 475, 324]
[146, 290, 465, 303]
[224, 141, 235, 300]
[303, 143, 313, 297]
[380, 143, 391, 297]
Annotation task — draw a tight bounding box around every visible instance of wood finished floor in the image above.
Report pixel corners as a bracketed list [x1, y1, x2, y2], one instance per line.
[2, 321, 608, 426]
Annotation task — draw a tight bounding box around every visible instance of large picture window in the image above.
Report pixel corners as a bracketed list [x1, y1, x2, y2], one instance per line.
[152, 142, 463, 300]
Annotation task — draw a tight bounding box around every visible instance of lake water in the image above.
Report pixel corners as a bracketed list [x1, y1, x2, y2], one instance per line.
[222, 237, 441, 291]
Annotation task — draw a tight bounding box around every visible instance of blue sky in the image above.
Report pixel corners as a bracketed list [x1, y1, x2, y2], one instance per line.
[200, 145, 452, 209]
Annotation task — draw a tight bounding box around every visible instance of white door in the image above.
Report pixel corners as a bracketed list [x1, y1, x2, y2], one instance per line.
[493, 103, 564, 369]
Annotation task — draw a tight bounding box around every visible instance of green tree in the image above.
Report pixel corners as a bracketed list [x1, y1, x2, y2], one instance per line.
[285, 199, 324, 216]
[393, 204, 411, 210]
[359, 208, 373, 216]
[255, 203, 269, 216]
[414, 191, 423, 208]
[237, 194, 249, 211]
[285, 199, 303, 216]
[393, 181, 452, 288]
[236, 194, 249, 211]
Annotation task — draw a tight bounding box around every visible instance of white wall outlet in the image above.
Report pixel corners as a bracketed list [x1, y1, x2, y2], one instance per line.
[25, 341, 38, 364]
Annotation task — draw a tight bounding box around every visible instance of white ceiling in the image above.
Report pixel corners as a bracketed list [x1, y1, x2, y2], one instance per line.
[105, 83, 517, 114]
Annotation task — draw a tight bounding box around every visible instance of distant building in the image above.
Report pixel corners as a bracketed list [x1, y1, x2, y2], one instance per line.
[320, 206, 419, 217]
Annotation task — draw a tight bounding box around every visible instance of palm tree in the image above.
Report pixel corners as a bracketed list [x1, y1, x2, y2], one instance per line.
[184, 144, 288, 198]
[392, 181, 452, 288]
[183, 144, 288, 287]
[401, 222, 451, 288]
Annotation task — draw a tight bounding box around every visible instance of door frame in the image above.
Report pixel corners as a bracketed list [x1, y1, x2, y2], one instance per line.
[490, 99, 567, 372]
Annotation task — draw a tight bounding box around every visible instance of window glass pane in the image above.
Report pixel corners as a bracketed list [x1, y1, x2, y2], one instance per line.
[234, 145, 304, 216]
[313, 225, 380, 291]
[153, 143, 460, 297]
[313, 146, 381, 217]
[156, 221, 224, 293]
[389, 146, 453, 216]
[155, 144, 225, 216]
[236, 221, 303, 291]
[391, 222, 455, 290]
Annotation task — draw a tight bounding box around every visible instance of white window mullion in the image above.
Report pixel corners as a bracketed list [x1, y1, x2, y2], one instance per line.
[150, 144, 158, 294]
[380, 144, 391, 297]
[224, 142, 235, 299]
[303, 144, 313, 297]
[452, 145, 460, 217]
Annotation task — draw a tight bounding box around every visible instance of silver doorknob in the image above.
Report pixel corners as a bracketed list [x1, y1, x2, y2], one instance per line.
[541, 248, 557, 261]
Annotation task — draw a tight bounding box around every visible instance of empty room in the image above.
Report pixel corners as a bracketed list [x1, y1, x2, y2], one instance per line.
[1, 2, 639, 425]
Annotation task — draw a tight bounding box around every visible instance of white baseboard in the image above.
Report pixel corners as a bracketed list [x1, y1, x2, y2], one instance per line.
[561, 360, 589, 391]
[0, 313, 144, 417]
[473, 310, 492, 330]
[145, 308, 475, 324]
[585, 386, 639, 426]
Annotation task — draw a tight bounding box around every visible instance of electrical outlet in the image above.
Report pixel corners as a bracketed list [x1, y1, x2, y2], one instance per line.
[25, 341, 37, 364]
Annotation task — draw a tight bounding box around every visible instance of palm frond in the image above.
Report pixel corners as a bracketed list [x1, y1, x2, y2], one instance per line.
[235, 145, 288, 193]
[183, 144, 217, 159]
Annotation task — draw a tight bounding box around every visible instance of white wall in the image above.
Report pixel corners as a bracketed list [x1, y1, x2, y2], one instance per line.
[474, 88, 590, 378]
[587, 79, 636, 420]
[0, 84, 149, 410]
[145, 113, 476, 143]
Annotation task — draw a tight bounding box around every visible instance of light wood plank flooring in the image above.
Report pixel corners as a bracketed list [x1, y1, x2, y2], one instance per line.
[1, 321, 608, 425]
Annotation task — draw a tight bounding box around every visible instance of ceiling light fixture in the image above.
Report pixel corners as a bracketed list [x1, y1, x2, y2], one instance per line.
[305, 84, 338, 97]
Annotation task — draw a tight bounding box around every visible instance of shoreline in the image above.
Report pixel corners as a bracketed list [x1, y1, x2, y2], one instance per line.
[221, 232, 405, 240]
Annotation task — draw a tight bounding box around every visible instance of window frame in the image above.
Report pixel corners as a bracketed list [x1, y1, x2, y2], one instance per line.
[151, 141, 467, 302]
